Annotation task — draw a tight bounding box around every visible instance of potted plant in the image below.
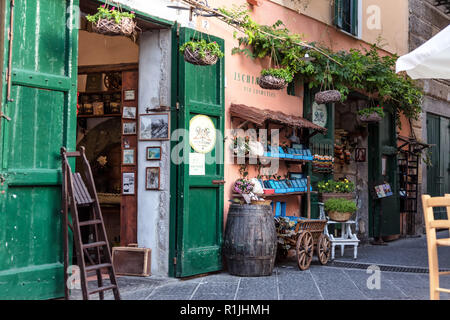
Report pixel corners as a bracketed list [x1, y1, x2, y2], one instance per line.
[324, 198, 357, 222]
[358, 105, 385, 123]
[258, 68, 293, 90]
[318, 179, 355, 202]
[86, 4, 137, 37]
[180, 39, 224, 66]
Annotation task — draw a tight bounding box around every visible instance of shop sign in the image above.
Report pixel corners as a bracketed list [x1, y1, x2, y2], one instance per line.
[189, 115, 216, 154]
[233, 72, 277, 98]
[312, 102, 327, 127]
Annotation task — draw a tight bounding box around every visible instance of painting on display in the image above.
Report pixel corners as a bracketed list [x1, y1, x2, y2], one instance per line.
[139, 113, 170, 141]
[146, 167, 160, 190]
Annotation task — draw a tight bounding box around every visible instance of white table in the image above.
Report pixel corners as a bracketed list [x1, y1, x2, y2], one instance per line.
[324, 220, 359, 260]
[319, 203, 359, 260]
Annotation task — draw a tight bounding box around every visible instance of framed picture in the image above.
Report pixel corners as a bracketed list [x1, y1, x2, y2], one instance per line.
[355, 148, 366, 162]
[139, 113, 170, 141]
[123, 106, 137, 119]
[123, 122, 136, 135]
[124, 90, 136, 101]
[123, 148, 135, 165]
[146, 146, 161, 160]
[122, 172, 135, 195]
[146, 167, 160, 190]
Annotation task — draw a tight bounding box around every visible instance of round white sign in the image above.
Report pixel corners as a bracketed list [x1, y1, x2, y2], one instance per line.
[189, 115, 217, 154]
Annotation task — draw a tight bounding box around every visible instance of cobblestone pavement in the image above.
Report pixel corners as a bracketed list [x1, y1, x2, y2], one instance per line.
[70, 231, 450, 300]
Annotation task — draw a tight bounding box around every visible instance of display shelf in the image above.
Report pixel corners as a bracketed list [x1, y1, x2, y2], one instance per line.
[77, 113, 122, 118]
[233, 191, 317, 198]
[233, 155, 312, 164]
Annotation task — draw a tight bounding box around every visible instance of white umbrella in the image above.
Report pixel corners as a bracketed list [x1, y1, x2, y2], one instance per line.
[396, 25, 450, 79]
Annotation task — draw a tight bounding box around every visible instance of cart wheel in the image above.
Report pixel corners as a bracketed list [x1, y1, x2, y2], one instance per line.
[296, 231, 313, 270]
[317, 234, 331, 265]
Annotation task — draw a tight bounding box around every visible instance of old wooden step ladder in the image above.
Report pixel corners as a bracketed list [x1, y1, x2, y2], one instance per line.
[61, 147, 120, 300]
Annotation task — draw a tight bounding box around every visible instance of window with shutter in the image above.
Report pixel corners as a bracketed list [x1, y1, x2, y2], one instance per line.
[334, 0, 359, 37]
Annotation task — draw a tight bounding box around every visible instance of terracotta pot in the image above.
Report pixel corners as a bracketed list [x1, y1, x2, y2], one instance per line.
[319, 192, 354, 202]
[327, 211, 353, 222]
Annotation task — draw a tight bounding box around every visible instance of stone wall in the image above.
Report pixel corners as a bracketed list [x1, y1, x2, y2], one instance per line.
[409, 0, 450, 234]
[334, 99, 370, 242]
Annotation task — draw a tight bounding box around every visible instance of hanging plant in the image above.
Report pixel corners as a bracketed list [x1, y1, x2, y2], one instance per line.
[217, 5, 423, 124]
[358, 104, 385, 123]
[180, 39, 224, 66]
[314, 62, 342, 104]
[259, 68, 293, 90]
[86, 3, 137, 37]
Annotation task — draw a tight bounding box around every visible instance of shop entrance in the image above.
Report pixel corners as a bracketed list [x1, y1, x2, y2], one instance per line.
[76, 1, 141, 249]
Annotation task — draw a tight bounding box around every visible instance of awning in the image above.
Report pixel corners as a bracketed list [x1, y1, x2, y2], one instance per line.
[230, 103, 327, 134]
[396, 25, 450, 79]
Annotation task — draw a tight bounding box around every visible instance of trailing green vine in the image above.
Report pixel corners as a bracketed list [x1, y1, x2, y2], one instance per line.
[218, 5, 423, 123]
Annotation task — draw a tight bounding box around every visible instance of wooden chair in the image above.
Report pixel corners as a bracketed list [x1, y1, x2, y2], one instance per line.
[421, 194, 450, 300]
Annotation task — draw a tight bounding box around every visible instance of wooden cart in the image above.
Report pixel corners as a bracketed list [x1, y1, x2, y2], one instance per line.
[275, 217, 331, 270]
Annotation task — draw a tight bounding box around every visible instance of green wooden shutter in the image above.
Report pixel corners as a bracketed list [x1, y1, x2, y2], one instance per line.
[334, 0, 344, 29]
[334, 0, 359, 36]
[368, 110, 400, 237]
[0, 0, 79, 299]
[173, 27, 225, 277]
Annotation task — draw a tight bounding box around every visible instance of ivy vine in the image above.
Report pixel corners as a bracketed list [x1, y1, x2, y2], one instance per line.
[218, 5, 423, 124]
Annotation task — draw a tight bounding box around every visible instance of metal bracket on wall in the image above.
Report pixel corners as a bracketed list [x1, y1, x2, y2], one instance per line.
[1, 113, 11, 121]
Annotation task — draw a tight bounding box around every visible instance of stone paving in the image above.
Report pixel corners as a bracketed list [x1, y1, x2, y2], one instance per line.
[70, 231, 450, 300]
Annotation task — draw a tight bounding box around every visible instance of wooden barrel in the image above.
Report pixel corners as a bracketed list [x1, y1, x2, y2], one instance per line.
[223, 204, 277, 276]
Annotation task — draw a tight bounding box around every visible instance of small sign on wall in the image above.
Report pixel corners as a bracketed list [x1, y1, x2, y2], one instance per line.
[374, 183, 393, 198]
[189, 153, 205, 176]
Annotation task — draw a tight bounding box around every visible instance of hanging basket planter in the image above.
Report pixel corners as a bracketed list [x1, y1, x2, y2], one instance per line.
[258, 75, 288, 90]
[183, 47, 219, 66]
[91, 17, 137, 37]
[358, 112, 383, 123]
[314, 90, 342, 104]
[258, 68, 293, 90]
[180, 40, 224, 67]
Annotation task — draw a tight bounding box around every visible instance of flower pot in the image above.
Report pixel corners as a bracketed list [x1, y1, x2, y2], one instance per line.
[319, 192, 354, 202]
[91, 17, 136, 37]
[358, 113, 383, 123]
[258, 75, 288, 90]
[183, 47, 219, 66]
[314, 90, 341, 104]
[327, 211, 353, 222]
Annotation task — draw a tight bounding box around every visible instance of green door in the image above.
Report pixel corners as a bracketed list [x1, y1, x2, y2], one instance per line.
[426, 113, 450, 219]
[172, 27, 225, 277]
[368, 110, 400, 237]
[0, 0, 79, 299]
[303, 86, 334, 218]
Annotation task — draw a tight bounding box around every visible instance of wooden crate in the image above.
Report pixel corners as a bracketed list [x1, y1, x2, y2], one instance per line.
[112, 246, 151, 277]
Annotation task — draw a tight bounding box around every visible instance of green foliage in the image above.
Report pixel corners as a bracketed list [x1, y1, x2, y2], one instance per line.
[318, 179, 355, 193]
[358, 105, 385, 118]
[86, 5, 135, 24]
[324, 198, 357, 214]
[180, 39, 224, 59]
[219, 5, 423, 122]
[261, 68, 294, 83]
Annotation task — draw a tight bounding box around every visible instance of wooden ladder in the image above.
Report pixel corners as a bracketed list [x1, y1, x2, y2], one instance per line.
[61, 147, 120, 300]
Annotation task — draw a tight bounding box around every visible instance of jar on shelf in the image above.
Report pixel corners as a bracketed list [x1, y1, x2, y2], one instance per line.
[83, 94, 93, 115]
[91, 94, 104, 116]
[103, 94, 111, 114]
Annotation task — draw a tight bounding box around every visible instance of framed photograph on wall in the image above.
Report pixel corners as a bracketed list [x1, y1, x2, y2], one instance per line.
[122, 172, 135, 195]
[123, 122, 136, 135]
[123, 148, 135, 165]
[139, 113, 170, 141]
[146, 167, 160, 190]
[123, 106, 137, 119]
[146, 146, 161, 161]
